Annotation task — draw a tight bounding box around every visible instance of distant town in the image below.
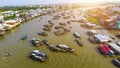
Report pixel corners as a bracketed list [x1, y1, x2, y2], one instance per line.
[0, 3, 120, 35]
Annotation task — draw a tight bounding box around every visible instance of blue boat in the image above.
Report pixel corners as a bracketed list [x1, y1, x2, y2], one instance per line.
[21, 35, 27, 40]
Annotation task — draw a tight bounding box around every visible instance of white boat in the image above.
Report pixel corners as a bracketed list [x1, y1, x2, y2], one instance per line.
[74, 32, 81, 39]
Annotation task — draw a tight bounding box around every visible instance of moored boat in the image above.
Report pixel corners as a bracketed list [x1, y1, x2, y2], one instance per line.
[29, 50, 48, 62]
[21, 35, 27, 40]
[76, 38, 83, 46]
[31, 38, 43, 46]
[56, 44, 75, 53]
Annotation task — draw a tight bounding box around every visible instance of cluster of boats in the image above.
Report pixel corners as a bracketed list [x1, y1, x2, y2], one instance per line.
[87, 30, 114, 44]
[52, 14, 61, 20]
[43, 20, 54, 32]
[98, 42, 120, 57]
[63, 15, 71, 19]
[29, 50, 48, 62]
[23, 11, 86, 63]
[54, 22, 70, 36]
[97, 42, 120, 67]
[42, 39, 75, 53]
[38, 31, 48, 36]
[86, 30, 120, 67]
[40, 14, 71, 36]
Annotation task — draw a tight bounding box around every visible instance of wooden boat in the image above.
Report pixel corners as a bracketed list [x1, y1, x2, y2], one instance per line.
[56, 44, 75, 53]
[76, 38, 83, 46]
[21, 35, 27, 40]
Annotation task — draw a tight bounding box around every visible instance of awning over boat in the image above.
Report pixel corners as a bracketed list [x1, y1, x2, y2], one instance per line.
[95, 34, 109, 43]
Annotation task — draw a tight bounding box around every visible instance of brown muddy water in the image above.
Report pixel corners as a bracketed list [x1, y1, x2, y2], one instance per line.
[0, 11, 116, 68]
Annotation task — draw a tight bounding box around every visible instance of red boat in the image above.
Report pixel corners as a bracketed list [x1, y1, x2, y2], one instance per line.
[98, 43, 115, 56]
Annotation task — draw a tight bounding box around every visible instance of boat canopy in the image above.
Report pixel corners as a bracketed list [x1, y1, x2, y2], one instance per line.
[74, 32, 80, 37]
[95, 34, 109, 43]
[108, 43, 120, 54]
[88, 30, 98, 34]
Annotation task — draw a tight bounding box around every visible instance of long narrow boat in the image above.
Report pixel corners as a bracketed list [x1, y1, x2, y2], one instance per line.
[21, 35, 27, 40]
[76, 38, 83, 46]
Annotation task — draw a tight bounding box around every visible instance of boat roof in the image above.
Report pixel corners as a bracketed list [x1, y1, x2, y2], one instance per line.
[108, 43, 120, 53]
[89, 30, 97, 34]
[58, 44, 69, 48]
[95, 34, 109, 43]
[74, 32, 80, 36]
[103, 35, 112, 41]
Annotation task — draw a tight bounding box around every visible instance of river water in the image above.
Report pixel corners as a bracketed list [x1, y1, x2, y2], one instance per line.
[0, 11, 115, 68]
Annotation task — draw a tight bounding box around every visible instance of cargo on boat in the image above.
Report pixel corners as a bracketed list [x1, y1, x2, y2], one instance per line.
[89, 34, 112, 44]
[43, 27, 51, 31]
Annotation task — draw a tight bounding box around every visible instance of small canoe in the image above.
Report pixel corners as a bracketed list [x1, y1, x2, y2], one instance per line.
[21, 35, 27, 40]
